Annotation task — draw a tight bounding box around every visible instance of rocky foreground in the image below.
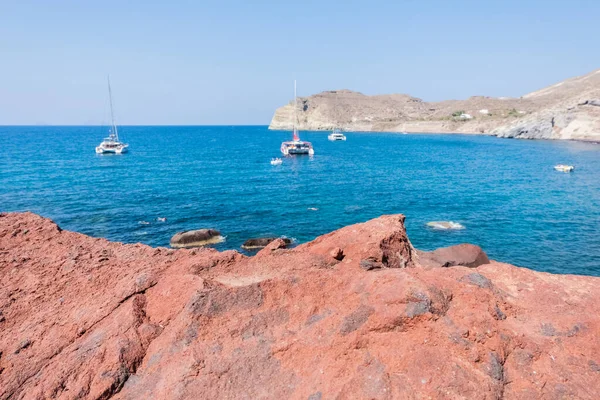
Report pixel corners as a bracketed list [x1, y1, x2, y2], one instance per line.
[1, 212, 599, 399]
[269, 69, 600, 141]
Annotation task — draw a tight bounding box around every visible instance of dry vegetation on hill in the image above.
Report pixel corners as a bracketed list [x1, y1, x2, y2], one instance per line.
[270, 69, 600, 141]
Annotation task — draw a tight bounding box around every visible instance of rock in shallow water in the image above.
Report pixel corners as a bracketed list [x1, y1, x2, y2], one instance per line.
[426, 221, 465, 230]
[241, 237, 291, 250]
[170, 229, 223, 248]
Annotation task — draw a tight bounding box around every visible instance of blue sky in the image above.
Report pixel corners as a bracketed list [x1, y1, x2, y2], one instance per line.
[1, 0, 599, 125]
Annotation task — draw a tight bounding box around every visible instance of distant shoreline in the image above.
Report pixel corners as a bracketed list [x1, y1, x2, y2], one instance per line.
[268, 126, 600, 144]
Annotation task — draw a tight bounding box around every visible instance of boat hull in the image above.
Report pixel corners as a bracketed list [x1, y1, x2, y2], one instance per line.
[285, 148, 311, 155]
[281, 142, 314, 156]
[96, 144, 129, 154]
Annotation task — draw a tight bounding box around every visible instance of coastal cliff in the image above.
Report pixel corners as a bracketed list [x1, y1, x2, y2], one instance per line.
[269, 69, 600, 142]
[1, 212, 599, 399]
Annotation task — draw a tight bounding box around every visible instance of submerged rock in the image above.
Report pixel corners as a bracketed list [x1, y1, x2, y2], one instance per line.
[170, 229, 223, 248]
[241, 237, 291, 250]
[426, 221, 465, 230]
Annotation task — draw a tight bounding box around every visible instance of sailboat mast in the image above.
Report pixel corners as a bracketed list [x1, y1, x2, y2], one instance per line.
[294, 80, 297, 136]
[107, 75, 118, 140]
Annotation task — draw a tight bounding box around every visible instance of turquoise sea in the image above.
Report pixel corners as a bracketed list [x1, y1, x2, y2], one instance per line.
[1, 126, 599, 276]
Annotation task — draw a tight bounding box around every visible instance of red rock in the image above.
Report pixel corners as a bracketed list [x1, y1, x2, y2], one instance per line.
[242, 237, 292, 250]
[417, 243, 490, 268]
[255, 238, 288, 256]
[1, 212, 599, 399]
[298, 214, 415, 268]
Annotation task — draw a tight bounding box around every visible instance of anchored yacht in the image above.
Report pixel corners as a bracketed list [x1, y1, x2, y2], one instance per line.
[96, 76, 128, 154]
[328, 129, 346, 141]
[281, 81, 314, 156]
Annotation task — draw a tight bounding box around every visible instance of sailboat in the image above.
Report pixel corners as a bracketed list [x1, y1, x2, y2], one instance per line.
[280, 80, 314, 156]
[96, 76, 128, 154]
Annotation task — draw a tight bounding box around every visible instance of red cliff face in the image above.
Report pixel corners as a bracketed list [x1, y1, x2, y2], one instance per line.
[1, 212, 598, 399]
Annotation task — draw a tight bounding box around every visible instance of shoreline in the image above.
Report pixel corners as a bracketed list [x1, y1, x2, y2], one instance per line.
[269, 125, 600, 143]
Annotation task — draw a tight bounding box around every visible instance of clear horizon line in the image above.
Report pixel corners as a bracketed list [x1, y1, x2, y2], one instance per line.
[0, 124, 271, 127]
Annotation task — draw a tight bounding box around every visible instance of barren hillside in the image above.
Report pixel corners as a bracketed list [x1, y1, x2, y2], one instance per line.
[269, 69, 600, 141]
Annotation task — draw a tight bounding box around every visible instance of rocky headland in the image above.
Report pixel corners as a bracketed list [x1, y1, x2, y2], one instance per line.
[269, 69, 600, 142]
[1, 212, 599, 399]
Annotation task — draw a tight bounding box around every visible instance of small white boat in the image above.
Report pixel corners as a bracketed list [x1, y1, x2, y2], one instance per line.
[281, 81, 315, 156]
[270, 158, 283, 165]
[328, 130, 346, 141]
[554, 164, 574, 172]
[96, 76, 128, 154]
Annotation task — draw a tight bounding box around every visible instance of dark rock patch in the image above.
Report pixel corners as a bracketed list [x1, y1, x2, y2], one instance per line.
[579, 99, 600, 107]
[340, 305, 374, 335]
[405, 291, 431, 317]
[541, 323, 557, 337]
[14, 338, 32, 354]
[487, 352, 504, 381]
[566, 323, 585, 337]
[492, 304, 507, 320]
[360, 258, 384, 271]
[308, 391, 322, 400]
[305, 310, 331, 326]
[406, 301, 430, 318]
[462, 273, 492, 289]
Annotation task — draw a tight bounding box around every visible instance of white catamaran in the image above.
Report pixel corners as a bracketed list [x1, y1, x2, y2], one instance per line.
[328, 91, 346, 141]
[96, 76, 128, 154]
[280, 80, 314, 156]
[328, 129, 346, 141]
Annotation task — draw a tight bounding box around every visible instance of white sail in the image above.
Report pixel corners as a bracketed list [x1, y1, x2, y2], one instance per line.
[293, 80, 299, 140]
[107, 75, 119, 141]
[96, 75, 128, 154]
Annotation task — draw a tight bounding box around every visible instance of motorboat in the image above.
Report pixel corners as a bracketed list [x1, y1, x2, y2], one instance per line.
[96, 76, 128, 154]
[554, 164, 574, 172]
[328, 130, 346, 141]
[270, 158, 283, 165]
[281, 80, 314, 156]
